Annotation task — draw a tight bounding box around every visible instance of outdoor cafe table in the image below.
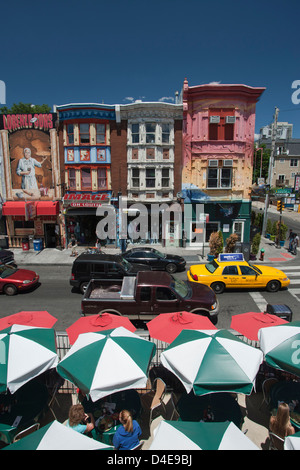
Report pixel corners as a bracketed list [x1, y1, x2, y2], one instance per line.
[269, 380, 300, 431]
[177, 391, 244, 429]
[0, 379, 48, 444]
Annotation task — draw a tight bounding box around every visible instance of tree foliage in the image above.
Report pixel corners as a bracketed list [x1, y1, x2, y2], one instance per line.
[0, 102, 51, 114]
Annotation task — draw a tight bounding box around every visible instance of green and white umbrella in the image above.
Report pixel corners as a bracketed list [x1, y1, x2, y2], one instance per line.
[149, 420, 259, 450]
[160, 329, 263, 396]
[258, 321, 300, 377]
[0, 324, 58, 394]
[57, 326, 156, 401]
[3, 420, 113, 450]
[284, 431, 300, 450]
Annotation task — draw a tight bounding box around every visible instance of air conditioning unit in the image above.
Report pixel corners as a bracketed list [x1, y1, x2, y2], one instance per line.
[223, 159, 233, 167]
[225, 116, 236, 124]
[209, 116, 220, 124]
[209, 159, 218, 167]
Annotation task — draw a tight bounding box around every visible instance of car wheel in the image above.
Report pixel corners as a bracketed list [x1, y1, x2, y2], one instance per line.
[80, 282, 89, 294]
[166, 263, 177, 274]
[3, 284, 18, 296]
[266, 280, 280, 292]
[190, 309, 207, 316]
[211, 282, 225, 294]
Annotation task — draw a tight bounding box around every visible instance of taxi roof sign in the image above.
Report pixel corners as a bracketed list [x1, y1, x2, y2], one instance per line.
[218, 253, 244, 262]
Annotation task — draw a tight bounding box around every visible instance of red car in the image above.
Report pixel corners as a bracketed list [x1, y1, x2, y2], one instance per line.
[0, 264, 39, 296]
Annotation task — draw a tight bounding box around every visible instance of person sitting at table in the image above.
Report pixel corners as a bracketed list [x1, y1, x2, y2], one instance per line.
[112, 409, 141, 450]
[269, 402, 295, 439]
[66, 404, 95, 435]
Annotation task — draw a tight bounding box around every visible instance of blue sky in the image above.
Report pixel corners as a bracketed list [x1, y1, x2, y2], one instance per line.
[1, 0, 300, 136]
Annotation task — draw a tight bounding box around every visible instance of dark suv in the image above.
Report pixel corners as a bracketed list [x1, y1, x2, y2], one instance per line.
[70, 253, 151, 293]
[0, 249, 16, 266]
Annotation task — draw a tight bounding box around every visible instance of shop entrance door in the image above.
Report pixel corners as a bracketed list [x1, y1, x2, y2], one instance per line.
[44, 224, 56, 248]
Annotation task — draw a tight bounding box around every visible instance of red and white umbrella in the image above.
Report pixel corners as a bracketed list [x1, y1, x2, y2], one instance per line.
[66, 313, 136, 345]
[231, 312, 288, 341]
[147, 311, 217, 344]
[0, 311, 57, 330]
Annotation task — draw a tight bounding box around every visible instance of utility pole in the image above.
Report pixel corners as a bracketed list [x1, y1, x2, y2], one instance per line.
[261, 107, 279, 236]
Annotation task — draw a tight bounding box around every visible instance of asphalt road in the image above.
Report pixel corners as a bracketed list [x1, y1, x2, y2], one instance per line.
[1, 263, 299, 332]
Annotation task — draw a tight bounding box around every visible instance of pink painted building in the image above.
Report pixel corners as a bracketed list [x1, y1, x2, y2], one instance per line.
[181, 79, 265, 249]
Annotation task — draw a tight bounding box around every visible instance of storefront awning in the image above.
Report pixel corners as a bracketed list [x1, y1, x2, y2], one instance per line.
[36, 201, 59, 216]
[2, 201, 26, 216]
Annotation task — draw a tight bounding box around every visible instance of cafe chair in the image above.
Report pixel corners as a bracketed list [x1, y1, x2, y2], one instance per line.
[141, 378, 166, 424]
[130, 440, 144, 450]
[269, 431, 285, 450]
[13, 423, 40, 442]
[167, 392, 180, 421]
[259, 378, 279, 410]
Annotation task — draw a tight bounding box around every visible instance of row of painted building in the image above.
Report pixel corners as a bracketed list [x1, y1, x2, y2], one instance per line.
[0, 79, 265, 250]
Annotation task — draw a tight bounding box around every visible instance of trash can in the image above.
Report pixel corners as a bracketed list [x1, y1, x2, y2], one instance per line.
[22, 238, 29, 251]
[33, 239, 43, 252]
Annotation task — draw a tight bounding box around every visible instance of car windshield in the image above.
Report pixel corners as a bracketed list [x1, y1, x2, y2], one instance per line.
[120, 258, 132, 271]
[249, 263, 262, 275]
[205, 260, 219, 273]
[0, 265, 17, 278]
[152, 249, 165, 259]
[170, 278, 189, 298]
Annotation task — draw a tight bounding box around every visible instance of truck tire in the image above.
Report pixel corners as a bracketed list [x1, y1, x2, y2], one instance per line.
[3, 284, 18, 296]
[80, 282, 89, 294]
[98, 309, 122, 316]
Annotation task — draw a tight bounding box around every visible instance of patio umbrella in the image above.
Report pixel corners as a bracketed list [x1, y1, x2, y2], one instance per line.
[3, 420, 113, 450]
[160, 329, 263, 396]
[0, 324, 58, 394]
[57, 326, 156, 401]
[0, 311, 57, 330]
[149, 420, 259, 450]
[146, 311, 217, 344]
[66, 312, 136, 345]
[284, 431, 300, 450]
[258, 321, 300, 377]
[231, 311, 288, 341]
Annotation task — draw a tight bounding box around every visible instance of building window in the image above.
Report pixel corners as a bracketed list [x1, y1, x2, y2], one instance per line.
[96, 124, 105, 144]
[146, 148, 155, 159]
[146, 168, 156, 188]
[81, 167, 91, 189]
[163, 149, 169, 160]
[132, 168, 140, 188]
[290, 159, 298, 167]
[131, 124, 139, 143]
[146, 123, 156, 143]
[278, 174, 285, 183]
[207, 168, 232, 188]
[162, 124, 170, 143]
[68, 168, 76, 189]
[79, 123, 90, 144]
[97, 168, 107, 189]
[161, 168, 170, 188]
[67, 124, 74, 144]
[209, 109, 235, 141]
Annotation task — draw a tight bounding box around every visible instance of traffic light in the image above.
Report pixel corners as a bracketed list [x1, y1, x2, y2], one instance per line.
[277, 200, 285, 211]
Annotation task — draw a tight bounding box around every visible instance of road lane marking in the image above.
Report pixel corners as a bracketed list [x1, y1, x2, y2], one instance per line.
[249, 292, 267, 312]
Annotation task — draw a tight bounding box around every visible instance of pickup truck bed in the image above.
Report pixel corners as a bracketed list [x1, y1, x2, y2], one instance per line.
[89, 277, 136, 300]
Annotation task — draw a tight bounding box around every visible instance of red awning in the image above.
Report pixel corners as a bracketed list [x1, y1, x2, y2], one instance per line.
[36, 201, 59, 216]
[2, 201, 26, 216]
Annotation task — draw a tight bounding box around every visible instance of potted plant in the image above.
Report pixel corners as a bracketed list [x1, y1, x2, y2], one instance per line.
[276, 221, 288, 247]
[270, 221, 277, 242]
[208, 231, 223, 261]
[266, 219, 273, 239]
[251, 233, 261, 260]
[225, 233, 238, 253]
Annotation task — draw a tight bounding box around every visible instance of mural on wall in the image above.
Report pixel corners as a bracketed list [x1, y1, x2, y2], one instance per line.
[0, 113, 57, 200]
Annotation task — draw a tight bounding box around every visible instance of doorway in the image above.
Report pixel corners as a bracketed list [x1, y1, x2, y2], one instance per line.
[44, 223, 56, 248]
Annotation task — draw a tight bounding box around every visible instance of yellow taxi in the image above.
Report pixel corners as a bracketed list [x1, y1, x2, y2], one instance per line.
[187, 253, 290, 294]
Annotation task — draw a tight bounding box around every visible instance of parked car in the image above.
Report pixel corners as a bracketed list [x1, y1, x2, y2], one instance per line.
[0, 264, 39, 296]
[122, 247, 186, 273]
[0, 248, 16, 266]
[70, 253, 151, 294]
[187, 254, 290, 294]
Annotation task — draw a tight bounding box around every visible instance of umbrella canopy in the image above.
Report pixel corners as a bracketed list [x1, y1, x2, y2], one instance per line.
[258, 321, 300, 377]
[57, 326, 156, 401]
[149, 420, 259, 450]
[66, 313, 136, 345]
[160, 329, 263, 396]
[147, 311, 217, 344]
[231, 311, 288, 341]
[0, 311, 57, 330]
[0, 324, 58, 394]
[3, 420, 113, 450]
[284, 431, 300, 450]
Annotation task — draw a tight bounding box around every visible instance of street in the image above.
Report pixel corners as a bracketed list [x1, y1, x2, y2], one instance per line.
[1, 261, 299, 332]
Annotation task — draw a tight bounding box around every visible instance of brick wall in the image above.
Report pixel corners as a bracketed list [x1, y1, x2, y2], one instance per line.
[110, 120, 128, 196]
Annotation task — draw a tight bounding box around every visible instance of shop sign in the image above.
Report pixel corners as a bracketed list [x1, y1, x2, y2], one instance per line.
[63, 193, 110, 207]
[25, 201, 36, 221]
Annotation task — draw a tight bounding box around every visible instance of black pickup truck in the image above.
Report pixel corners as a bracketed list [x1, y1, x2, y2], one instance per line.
[81, 271, 219, 325]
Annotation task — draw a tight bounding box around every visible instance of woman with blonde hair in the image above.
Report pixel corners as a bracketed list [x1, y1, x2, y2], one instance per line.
[66, 404, 95, 435]
[113, 409, 141, 450]
[269, 402, 295, 439]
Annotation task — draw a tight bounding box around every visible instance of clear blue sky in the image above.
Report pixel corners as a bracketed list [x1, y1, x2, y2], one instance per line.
[1, 0, 300, 136]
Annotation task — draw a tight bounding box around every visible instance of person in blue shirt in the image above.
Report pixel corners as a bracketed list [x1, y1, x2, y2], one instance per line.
[66, 404, 95, 435]
[113, 409, 141, 450]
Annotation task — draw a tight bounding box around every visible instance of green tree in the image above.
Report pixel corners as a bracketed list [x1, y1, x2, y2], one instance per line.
[252, 144, 271, 183]
[0, 102, 51, 114]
